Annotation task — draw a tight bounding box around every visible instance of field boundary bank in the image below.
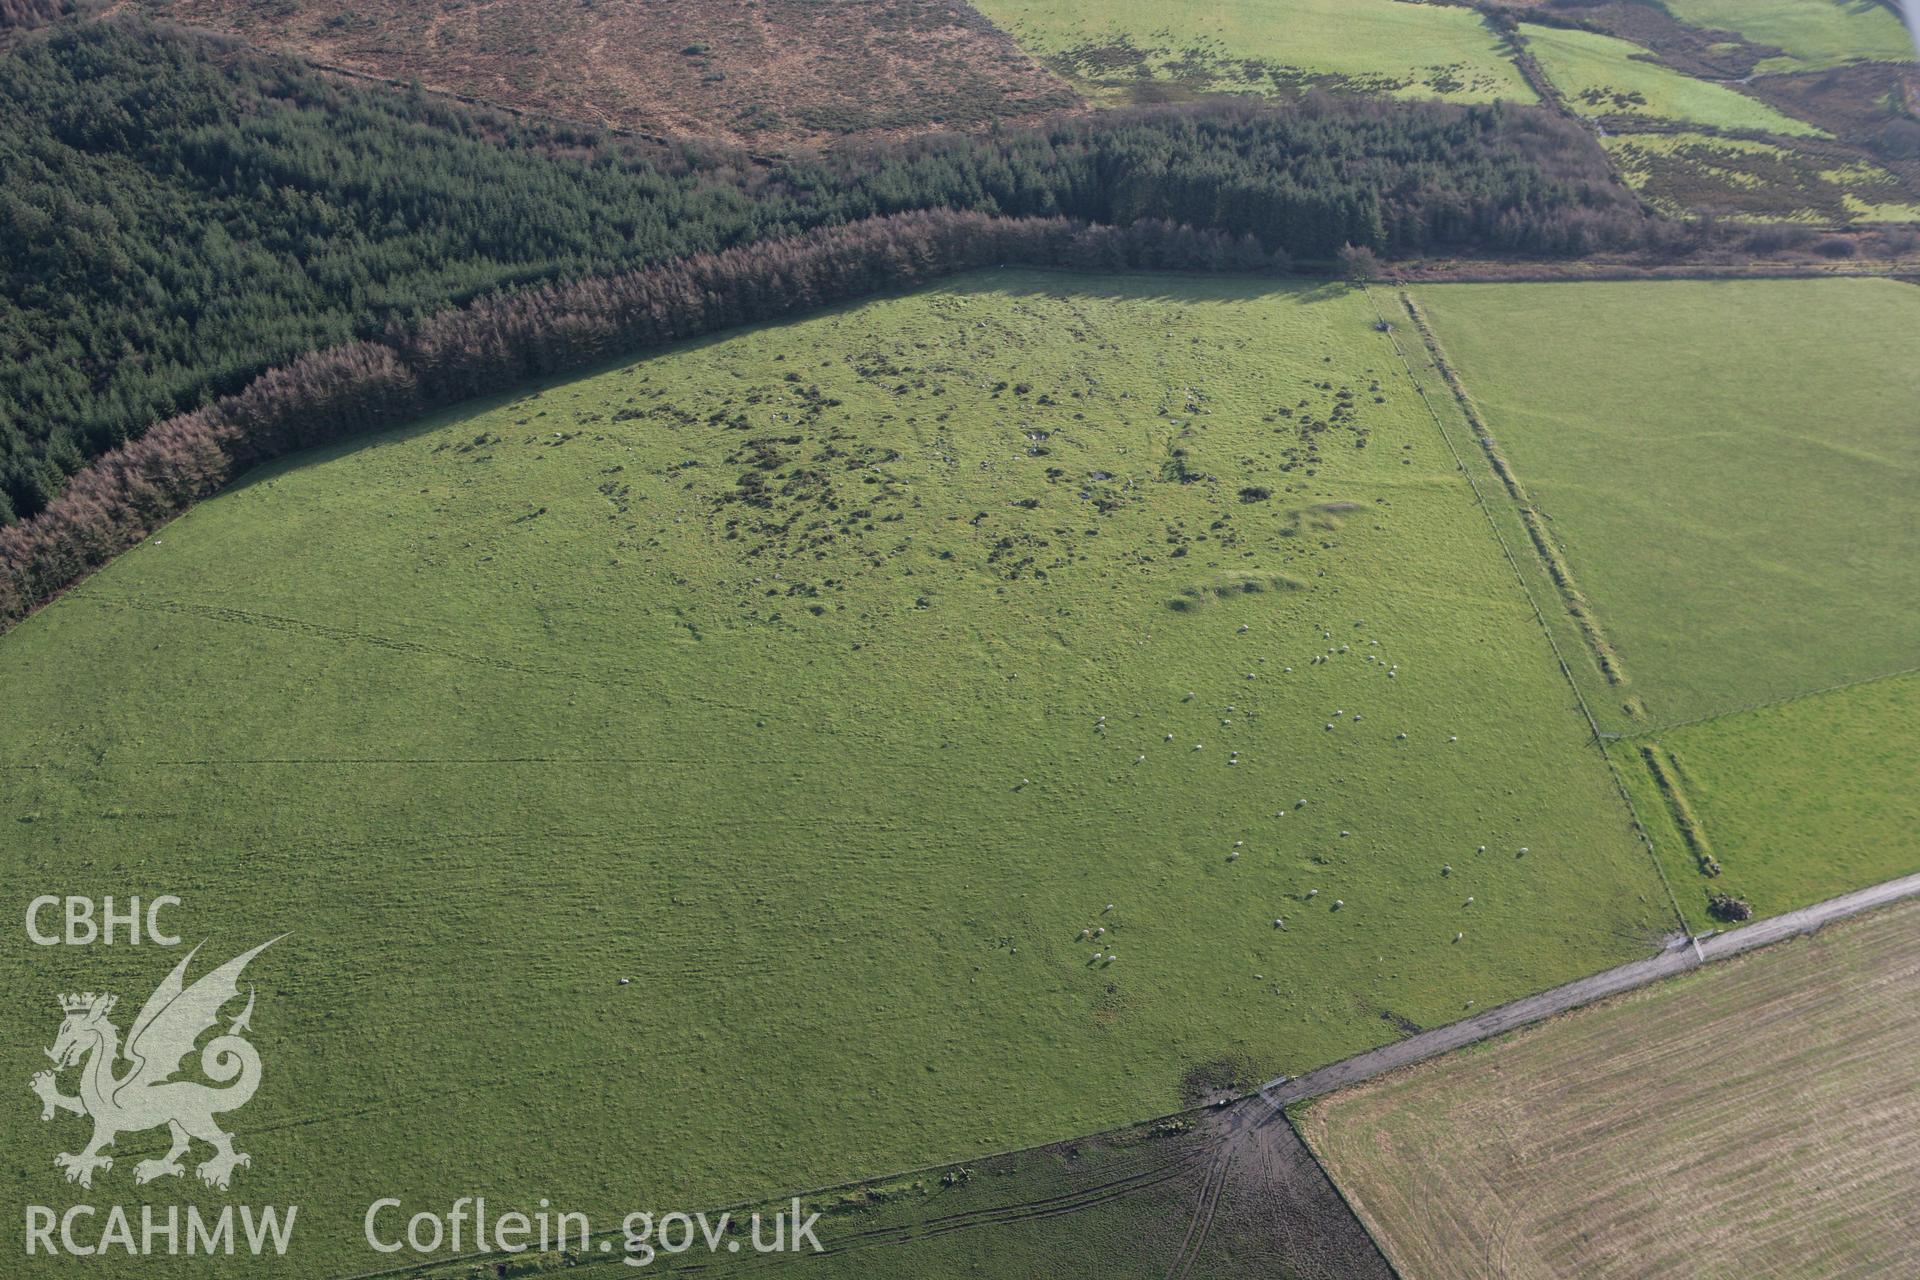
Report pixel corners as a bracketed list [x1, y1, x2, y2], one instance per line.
[1397, 293, 1636, 700]
[5, 235, 1913, 637]
[1637, 742, 1721, 878]
[1600, 664, 1920, 741]
[1275, 1108, 1408, 1280]
[1365, 284, 1689, 937]
[1393, 259, 1917, 284]
[331, 871, 1920, 1280]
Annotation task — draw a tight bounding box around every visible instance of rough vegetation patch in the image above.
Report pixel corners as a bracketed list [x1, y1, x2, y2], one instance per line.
[126, 0, 1079, 145]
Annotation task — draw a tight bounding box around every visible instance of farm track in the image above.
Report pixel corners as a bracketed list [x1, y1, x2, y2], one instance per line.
[72, 591, 621, 685]
[1257, 869, 1920, 1108]
[1165, 1141, 1234, 1279]
[313, 881, 1920, 1280]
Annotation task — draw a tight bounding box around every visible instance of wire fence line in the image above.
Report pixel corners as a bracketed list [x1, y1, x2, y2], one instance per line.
[1364, 282, 1691, 937]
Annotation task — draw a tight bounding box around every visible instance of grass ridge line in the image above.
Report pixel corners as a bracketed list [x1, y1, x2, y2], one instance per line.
[1365, 283, 1689, 938]
[1602, 664, 1920, 741]
[1637, 742, 1722, 878]
[1398, 293, 1636, 700]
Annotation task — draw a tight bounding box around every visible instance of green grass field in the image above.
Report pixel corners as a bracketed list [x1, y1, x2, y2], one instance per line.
[969, 0, 1535, 104]
[1522, 23, 1824, 135]
[1664, 0, 1917, 72]
[1616, 675, 1920, 931]
[1410, 278, 1920, 734]
[0, 272, 1671, 1276]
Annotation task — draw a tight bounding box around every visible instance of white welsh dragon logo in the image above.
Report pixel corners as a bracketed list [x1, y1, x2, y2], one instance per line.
[29, 938, 280, 1191]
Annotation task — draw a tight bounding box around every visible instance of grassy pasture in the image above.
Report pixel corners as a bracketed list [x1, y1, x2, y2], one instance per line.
[1616, 675, 1920, 931]
[1663, 0, 1917, 72]
[968, 0, 1535, 104]
[0, 273, 1670, 1276]
[1301, 896, 1920, 1280]
[1604, 131, 1920, 222]
[1521, 23, 1825, 134]
[1410, 278, 1920, 734]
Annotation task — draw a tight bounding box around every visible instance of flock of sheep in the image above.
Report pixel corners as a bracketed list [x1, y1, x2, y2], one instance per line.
[1053, 616, 1536, 975]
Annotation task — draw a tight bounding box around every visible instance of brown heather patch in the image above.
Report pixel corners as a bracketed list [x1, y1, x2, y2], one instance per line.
[121, 0, 1079, 146]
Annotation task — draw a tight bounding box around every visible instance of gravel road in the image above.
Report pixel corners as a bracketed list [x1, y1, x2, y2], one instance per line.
[1260, 870, 1920, 1108]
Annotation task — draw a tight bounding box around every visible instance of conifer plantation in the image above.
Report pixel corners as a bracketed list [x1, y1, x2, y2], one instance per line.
[0, 18, 1648, 524]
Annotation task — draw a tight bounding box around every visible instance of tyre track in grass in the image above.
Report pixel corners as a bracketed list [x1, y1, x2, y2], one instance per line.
[1165, 1139, 1234, 1279]
[660, 1150, 1209, 1274]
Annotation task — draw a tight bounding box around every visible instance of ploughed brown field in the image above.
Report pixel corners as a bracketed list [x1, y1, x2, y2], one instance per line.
[122, 0, 1077, 144]
[1299, 899, 1920, 1279]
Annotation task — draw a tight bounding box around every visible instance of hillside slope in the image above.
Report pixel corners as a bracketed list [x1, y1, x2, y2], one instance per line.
[0, 272, 1672, 1276]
